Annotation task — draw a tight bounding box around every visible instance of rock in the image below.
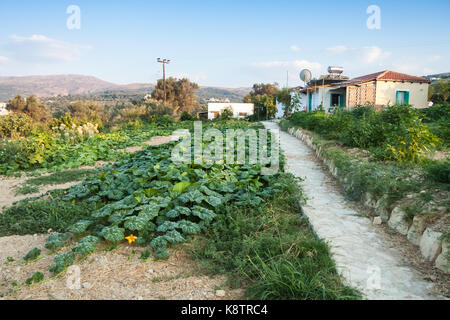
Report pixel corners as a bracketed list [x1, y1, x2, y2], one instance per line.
[388, 207, 411, 235]
[435, 241, 449, 273]
[147, 269, 154, 274]
[407, 215, 427, 246]
[374, 196, 389, 222]
[419, 228, 442, 262]
[215, 290, 226, 297]
[364, 193, 377, 209]
[82, 282, 92, 289]
[373, 217, 383, 225]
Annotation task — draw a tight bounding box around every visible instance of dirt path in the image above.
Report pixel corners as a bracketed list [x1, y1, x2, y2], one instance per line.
[263, 121, 444, 300]
[0, 130, 241, 300]
[0, 238, 243, 300]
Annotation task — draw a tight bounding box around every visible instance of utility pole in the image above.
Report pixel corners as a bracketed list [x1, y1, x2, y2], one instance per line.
[157, 58, 170, 104]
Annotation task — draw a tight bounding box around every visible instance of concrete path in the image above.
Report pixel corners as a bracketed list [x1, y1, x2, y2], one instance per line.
[263, 121, 440, 300]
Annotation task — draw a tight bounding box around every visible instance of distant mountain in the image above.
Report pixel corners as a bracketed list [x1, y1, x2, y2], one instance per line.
[197, 86, 250, 104]
[0, 75, 123, 100]
[424, 72, 450, 81]
[0, 74, 249, 103]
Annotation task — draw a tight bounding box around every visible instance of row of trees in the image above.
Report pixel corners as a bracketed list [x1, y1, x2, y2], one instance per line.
[6, 95, 104, 128]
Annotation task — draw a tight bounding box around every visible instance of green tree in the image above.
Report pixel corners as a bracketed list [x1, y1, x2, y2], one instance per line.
[244, 83, 279, 102]
[431, 79, 450, 103]
[244, 83, 279, 120]
[68, 101, 103, 127]
[7, 95, 26, 112]
[276, 88, 292, 117]
[151, 77, 200, 115]
[7, 95, 50, 123]
[253, 94, 277, 120]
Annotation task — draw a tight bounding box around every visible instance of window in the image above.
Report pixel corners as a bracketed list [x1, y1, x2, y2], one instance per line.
[239, 112, 247, 117]
[330, 93, 344, 107]
[396, 91, 410, 105]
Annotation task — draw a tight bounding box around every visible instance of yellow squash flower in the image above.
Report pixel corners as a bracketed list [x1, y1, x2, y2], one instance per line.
[125, 234, 138, 244]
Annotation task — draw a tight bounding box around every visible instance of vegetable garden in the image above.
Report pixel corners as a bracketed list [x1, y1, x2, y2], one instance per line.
[0, 119, 358, 300]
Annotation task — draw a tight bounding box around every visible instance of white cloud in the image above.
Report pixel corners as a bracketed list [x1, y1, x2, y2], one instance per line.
[0, 56, 9, 63]
[169, 72, 207, 83]
[290, 45, 301, 52]
[254, 60, 322, 72]
[390, 62, 435, 76]
[252, 60, 322, 85]
[325, 45, 348, 54]
[428, 55, 441, 62]
[359, 46, 390, 63]
[5, 34, 91, 63]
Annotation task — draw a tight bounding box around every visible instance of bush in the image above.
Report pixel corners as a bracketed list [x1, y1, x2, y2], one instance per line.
[288, 105, 440, 163]
[155, 115, 174, 127]
[217, 107, 234, 121]
[179, 111, 195, 121]
[0, 113, 34, 139]
[420, 103, 450, 123]
[425, 160, 450, 184]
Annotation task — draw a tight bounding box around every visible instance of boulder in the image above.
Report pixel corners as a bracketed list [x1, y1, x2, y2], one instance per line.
[419, 228, 442, 262]
[374, 196, 390, 222]
[364, 193, 377, 209]
[435, 241, 449, 274]
[407, 215, 427, 246]
[373, 217, 383, 225]
[388, 207, 411, 235]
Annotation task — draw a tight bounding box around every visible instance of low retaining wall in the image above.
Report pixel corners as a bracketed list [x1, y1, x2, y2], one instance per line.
[287, 127, 449, 274]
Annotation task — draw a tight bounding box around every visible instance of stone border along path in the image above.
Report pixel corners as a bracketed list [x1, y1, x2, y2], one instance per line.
[263, 121, 444, 300]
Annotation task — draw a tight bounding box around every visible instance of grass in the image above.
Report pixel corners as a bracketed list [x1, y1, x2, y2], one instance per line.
[14, 169, 99, 195]
[190, 173, 361, 300]
[0, 190, 98, 237]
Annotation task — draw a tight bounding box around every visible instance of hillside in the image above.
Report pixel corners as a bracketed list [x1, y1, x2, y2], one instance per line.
[0, 75, 121, 100]
[0, 75, 249, 103]
[424, 72, 450, 81]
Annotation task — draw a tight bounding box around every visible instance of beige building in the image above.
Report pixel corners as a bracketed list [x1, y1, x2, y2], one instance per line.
[0, 102, 9, 116]
[300, 70, 430, 112]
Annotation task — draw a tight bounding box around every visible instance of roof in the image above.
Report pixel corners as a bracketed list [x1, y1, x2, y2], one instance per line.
[344, 70, 430, 86]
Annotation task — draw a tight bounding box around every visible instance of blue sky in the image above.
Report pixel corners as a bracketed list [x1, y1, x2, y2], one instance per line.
[0, 0, 449, 87]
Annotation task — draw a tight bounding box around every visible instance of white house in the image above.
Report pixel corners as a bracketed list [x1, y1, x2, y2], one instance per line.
[292, 69, 430, 113]
[207, 103, 254, 120]
[0, 102, 9, 116]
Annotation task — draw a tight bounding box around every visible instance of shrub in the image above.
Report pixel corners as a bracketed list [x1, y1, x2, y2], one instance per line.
[289, 105, 440, 163]
[0, 113, 34, 139]
[217, 107, 234, 121]
[179, 111, 195, 121]
[420, 102, 450, 123]
[425, 160, 450, 184]
[155, 115, 174, 127]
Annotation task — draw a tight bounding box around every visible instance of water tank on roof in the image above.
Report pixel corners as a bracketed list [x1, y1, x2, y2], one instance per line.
[328, 66, 344, 75]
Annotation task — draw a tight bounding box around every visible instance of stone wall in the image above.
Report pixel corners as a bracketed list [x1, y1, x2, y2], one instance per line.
[287, 126, 449, 274]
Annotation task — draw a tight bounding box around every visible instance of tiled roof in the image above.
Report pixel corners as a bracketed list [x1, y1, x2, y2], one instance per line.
[350, 71, 387, 82]
[332, 70, 429, 88]
[377, 71, 429, 83]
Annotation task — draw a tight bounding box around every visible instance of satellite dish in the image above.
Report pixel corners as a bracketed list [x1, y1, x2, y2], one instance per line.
[300, 69, 312, 83]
